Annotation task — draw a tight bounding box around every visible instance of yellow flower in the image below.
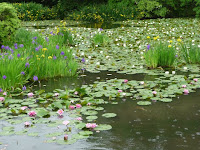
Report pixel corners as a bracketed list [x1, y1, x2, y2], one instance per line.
[147, 36, 150, 39]
[37, 58, 40, 60]
[169, 40, 173, 43]
[42, 48, 47, 52]
[48, 56, 52, 59]
[41, 54, 45, 58]
[153, 36, 159, 40]
[21, 58, 24, 60]
[36, 55, 39, 57]
[177, 38, 182, 42]
[168, 45, 172, 48]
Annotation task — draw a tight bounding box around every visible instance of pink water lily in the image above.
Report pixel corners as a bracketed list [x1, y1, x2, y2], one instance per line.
[24, 121, 30, 127]
[76, 117, 83, 121]
[182, 85, 187, 88]
[54, 93, 59, 97]
[0, 97, 5, 102]
[74, 91, 78, 95]
[86, 123, 98, 129]
[152, 91, 157, 95]
[193, 78, 198, 82]
[87, 103, 91, 106]
[28, 111, 36, 117]
[62, 120, 70, 125]
[124, 79, 128, 83]
[76, 104, 82, 108]
[27, 92, 34, 97]
[118, 90, 123, 93]
[183, 89, 189, 95]
[69, 105, 75, 110]
[57, 109, 64, 116]
[21, 106, 28, 110]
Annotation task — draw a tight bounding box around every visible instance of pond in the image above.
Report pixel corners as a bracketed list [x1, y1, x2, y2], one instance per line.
[1, 18, 200, 150]
[1, 71, 200, 150]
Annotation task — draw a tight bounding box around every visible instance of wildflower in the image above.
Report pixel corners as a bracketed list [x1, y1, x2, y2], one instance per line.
[177, 38, 182, 42]
[0, 88, 3, 92]
[14, 43, 17, 47]
[165, 71, 169, 74]
[183, 67, 187, 70]
[62, 120, 70, 125]
[76, 117, 83, 121]
[81, 58, 85, 63]
[193, 78, 198, 82]
[21, 71, 25, 75]
[48, 56, 52, 59]
[124, 79, 128, 83]
[140, 81, 144, 85]
[53, 56, 57, 60]
[28, 111, 36, 117]
[64, 135, 68, 141]
[76, 104, 82, 108]
[56, 45, 59, 49]
[2, 75, 6, 80]
[0, 97, 5, 102]
[8, 55, 13, 60]
[41, 54, 45, 58]
[35, 47, 39, 51]
[69, 105, 75, 110]
[64, 56, 67, 59]
[45, 37, 49, 42]
[152, 91, 157, 95]
[172, 71, 176, 74]
[22, 86, 26, 91]
[25, 62, 30, 68]
[24, 122, 31, 127]
[33, 36, 37, 40]
[33, 76, 38, 81]
[57, 109, 64, 116]
[27, 92, 34, 97]
[17, 54, 21, 58]
[168, 45, 172, 48]
[183, 89, 189, 95]
[87, 103, 91, 106]
[147, 36, 150, 39]
[147, 44, 150, 50]
[1, 45, 4, 49]
[19, 44, 24, 48]
[37, 58, 40, 60]
[42, 48, 47, 52]
[74, 91, 78, 95]
[60, 51, 64, 55]
[21, 106, 28, 110]
[169, 40, 173, 43]
[3, 92, 7, 96]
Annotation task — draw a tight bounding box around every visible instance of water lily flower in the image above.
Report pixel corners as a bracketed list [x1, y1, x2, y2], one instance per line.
[28, 111, 36, 117]
[183, 89, 189, 95]
[182, 85, 187, 88]
[27, 92, 34, 97]
[76, 117, 83, 121]
[87, 103, 91, 106]
[140, 81, 144, 85]
[69, 105, 75, 110]
[21, 106, 28, 110]
[74, 91, 78, 95]
[57, 109, 64, 116]
[183, 67, 187, 70]
[64, 135, 68, 141]
[152, 91, 157, 95]
[122, 93, 126, 96]
[118, 90, 123, 93]
[24, 122, 30, 127]
[193, 78, 198, 82]
[0, 97, 5, 102]
[62, 120, 70, 125]
[124, 79, 128, 83]
[54, 93, 59, 97]
[86, 123, 97, 129]
[165, 71, 169, 74]
[172, 71, 176, 74]
[76, 104, 82, 108]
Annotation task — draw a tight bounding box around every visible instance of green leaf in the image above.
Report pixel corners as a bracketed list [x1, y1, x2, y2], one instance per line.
[102, 113, 117, 118]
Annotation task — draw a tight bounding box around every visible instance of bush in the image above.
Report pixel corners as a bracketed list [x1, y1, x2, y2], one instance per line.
[12, 2, 57, 21]
[0, 2, 21, 45]
[144, 41, 176, 68]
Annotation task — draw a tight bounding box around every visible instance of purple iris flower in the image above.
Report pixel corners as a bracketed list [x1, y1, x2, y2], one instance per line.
[17, 54, 21, 58]
[25, 62, 30, 68]
[64, 56, 67, 59]
[1, 45, 4, 49]
[33, 76, 38, 81]
[35, 47, 39, 51]
[10, 49, 14, 54]
[32, 40, 35, 44]
[45, 37, 49, 42]
[147, 44, 150, 50]
[8, 55, 13, 60]
[15, 46, 18, 49]
[5, 46, 9, 50]
[81, 58, 85, 63]
[60, 51, 64, 55]
[56, 45, 59, 49]
[0, 88, 3, 92]
[2, 75, 6, 80]
[53, 56, 57, 60]
[21, 71, 25, 75]
[22, 85, 26, 91]
[33, 36, 37, 40]
[19, 44, 24, 48]
[14, 43, 17, 47]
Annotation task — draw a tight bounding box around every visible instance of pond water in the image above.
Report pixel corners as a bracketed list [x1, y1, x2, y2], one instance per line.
[1, 71, 200, 150]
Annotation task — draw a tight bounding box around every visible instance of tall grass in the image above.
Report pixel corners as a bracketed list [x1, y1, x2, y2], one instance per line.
[144, 42, 176, 68]
[0, 28, 78, 90]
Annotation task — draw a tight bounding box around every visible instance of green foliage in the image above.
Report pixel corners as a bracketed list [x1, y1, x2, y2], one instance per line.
[180, 42, 200, 64]
[12, 2, 57, 21]
[144, 42, 176, 68]
[0, 3, 21, 45]
[93, 33, 109, 46]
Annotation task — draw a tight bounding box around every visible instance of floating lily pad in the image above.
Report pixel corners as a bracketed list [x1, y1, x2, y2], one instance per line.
[137, 101, 151, 106]
[102, 113, 117, 118]
[94, 124, 112, 131]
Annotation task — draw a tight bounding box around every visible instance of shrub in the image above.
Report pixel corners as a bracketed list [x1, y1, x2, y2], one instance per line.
[12, 2, 57, 21]
[144, 42, 176, 68]
[0, 3, 21, 45]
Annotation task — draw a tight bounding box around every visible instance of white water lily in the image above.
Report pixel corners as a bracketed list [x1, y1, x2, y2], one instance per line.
[172, 71, 176, 74]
